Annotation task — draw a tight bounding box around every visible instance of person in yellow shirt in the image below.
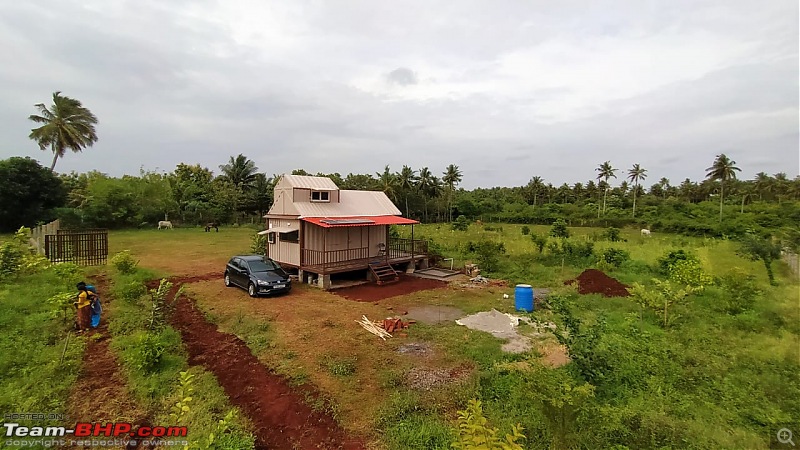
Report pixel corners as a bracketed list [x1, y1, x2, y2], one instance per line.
[75, 282, 94, 332]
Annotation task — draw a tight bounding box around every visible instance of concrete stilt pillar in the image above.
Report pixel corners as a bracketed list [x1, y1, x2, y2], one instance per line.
[319, 274, 332, 290]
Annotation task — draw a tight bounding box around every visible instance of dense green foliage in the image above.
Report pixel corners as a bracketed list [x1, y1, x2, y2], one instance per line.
[2, 151, 799, 239]
[0, 158, 66, 232]
[398, 223, 799, 449]
[0, 264, 87, 431]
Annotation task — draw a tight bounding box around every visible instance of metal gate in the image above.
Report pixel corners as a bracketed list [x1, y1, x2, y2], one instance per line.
[45, 229, 109, 265]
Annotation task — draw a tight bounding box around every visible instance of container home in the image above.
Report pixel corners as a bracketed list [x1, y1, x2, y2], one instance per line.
[262, 175, 428, 289]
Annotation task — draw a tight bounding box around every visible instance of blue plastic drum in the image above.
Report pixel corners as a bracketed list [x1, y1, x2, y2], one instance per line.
[514, 284, 534, 312]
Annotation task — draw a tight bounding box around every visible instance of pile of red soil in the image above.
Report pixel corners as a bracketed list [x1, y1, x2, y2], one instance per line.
[334, 274, 446, 302]
[565, 269, 630, 297]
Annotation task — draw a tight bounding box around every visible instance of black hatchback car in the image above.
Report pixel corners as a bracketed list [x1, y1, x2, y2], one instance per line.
[224, 255, 291, 297]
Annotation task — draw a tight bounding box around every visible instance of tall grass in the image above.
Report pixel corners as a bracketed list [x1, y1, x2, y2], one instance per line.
[0, 269, 86, 428]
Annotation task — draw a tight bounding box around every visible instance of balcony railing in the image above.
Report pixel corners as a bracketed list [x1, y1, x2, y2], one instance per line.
[300, 237, 429, 273]
[387, 237, 428, 259]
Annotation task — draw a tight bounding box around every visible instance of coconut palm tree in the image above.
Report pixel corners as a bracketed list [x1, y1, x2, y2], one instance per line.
[572, 182, 584, 201]
[774, 172, 789, 203]
[417, 167, 433, 222]
[658, 177, 670, 199]
[627, 163, 648, 218]
[525, 176, 545, 206]
[28, 91, 99, 171]
[219, 154, 259, 191]
[397, 165, 417, 218]
[753, 172, 772, 201]
[595, 161, 618, 216]
[705, 154, 741, 223]
[376, 165, 398, 202]
[443, 164, 463, 222]
[557, 183, 572, 204]
[428, 175, 444, 221]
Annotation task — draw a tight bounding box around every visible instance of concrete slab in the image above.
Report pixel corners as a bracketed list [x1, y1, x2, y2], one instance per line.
[405, 305, 464, 324]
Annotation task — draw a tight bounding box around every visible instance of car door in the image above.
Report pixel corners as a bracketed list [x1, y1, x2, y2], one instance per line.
[231, 258, 246, 287]
[237, 259, 252, 287]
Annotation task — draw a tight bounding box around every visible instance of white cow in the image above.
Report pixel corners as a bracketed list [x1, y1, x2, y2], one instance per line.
[158, 220, 173, 229]
[641, 228, 651, 236]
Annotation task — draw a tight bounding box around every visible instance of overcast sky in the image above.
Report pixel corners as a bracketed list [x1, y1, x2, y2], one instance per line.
[0, 0, 797, 189]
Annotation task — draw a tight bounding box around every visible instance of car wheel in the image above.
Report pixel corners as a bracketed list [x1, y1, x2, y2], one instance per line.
[224, 273, 232, 287]
[248, 283, 257, 297]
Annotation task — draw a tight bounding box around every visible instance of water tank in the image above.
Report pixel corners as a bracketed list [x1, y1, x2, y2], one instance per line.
[514, 284, 534, 312]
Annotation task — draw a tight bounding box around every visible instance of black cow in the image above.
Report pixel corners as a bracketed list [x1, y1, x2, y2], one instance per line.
[205, 222, 219, 232]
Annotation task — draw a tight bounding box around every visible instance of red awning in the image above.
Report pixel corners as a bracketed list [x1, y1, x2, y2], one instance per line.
[302, 216, 419, 228]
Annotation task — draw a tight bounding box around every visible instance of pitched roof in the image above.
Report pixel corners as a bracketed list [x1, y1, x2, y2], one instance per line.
[294, 190, 401, 218]
[281, 174, 339, 190]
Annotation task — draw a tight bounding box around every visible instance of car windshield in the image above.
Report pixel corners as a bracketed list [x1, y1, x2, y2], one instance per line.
[247, 258, 281, 272]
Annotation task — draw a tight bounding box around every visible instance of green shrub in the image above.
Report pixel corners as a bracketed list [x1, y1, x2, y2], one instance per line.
[117, 281, 147, 304]
[656, 249, 697, 275]
[149, 278, 178, 331]
[667, 259, 712, 290]
[0, 241, 25, 278]
[630, 280, 698, 328]
[600, 248, 630, 268]
[110, 250, 139, 274]
[51, 262, 81, 280]
[604, 227, 623, 242]
[737, 231, 782, 285]
[530, 234, 547, 253]
[250, 233, 267, 256]
[452, 215, 470, 231]
[126, 331, 167, 373]
[0, 227, 46, 278]
[719, 268, 761, 315]
[452, 399, 525, 450]
[475, 240, 506, 272]
[520, 225, 530, 235]
[550, 218, 570, 238]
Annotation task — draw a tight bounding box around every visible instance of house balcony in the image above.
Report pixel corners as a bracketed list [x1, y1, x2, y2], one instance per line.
[300, 237, 428, 274]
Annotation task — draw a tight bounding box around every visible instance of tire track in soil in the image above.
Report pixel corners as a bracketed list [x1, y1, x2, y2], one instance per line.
[67, 275, 152, 450]
[161, 274, 366, 450]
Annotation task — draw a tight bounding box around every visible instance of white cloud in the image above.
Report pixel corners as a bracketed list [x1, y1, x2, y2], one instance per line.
[0, 0, 796, 188]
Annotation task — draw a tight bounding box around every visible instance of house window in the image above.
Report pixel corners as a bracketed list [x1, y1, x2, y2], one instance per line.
[311, 191, 330, 202]
[280, 230, 299, 243]
[267, 232, 276, 244]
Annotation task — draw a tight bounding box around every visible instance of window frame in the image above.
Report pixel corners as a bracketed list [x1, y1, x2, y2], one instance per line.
[280, 230, 299, 243]
[310, 190, 330, 202]
[267, 232, 276, 244]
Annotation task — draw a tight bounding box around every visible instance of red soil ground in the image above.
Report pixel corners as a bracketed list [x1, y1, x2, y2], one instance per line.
[566, 269, 631, 297]
[333, 274, 447, 302]
[166, 276, 365, 450]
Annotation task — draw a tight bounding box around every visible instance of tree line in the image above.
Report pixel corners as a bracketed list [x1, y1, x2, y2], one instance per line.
[5, 91, 799, 236]
[2, 152, 799, 237]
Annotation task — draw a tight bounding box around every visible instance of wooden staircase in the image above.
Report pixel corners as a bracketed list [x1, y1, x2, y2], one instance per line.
[369, 260, 399, 285]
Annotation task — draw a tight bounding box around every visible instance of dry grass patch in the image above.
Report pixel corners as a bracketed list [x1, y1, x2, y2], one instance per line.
[184, 280, 472, 438]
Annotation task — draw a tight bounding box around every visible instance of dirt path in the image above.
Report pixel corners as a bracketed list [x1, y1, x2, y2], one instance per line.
[67, 276, 150, 450]
[165, 275, 365, 450]
[333, 274, 446, 302]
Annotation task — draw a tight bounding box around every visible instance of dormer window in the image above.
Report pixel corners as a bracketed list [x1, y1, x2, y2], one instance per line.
[311, 191, 330, 202]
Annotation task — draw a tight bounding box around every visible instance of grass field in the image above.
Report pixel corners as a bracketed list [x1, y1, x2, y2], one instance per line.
[3, 222, 798, 449]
